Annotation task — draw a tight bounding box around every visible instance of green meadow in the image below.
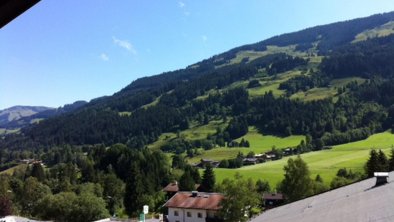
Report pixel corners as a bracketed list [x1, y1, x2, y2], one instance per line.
[188, 127, 304, 163]
[235, 127, 304, 154]
[290, 77, 366, 102]
[213, 131, 394, 187]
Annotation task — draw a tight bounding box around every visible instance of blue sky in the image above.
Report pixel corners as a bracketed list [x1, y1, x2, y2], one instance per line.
[1, 0, 394, 109]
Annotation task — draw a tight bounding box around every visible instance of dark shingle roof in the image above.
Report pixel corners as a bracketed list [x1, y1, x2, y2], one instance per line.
[252, 172, 394, 222]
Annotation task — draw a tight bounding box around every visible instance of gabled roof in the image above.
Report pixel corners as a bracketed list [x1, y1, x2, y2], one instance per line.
[163, 182, 179, 192]
[252, 171, 394, 222]
[164, 191, 224, 210]
[162, 182, 200, 192]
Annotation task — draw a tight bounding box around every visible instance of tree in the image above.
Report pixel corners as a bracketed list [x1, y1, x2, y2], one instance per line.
[219, 174, 260, 222]
[71, 193, 109, 222]
[124, 164, 145, 217]
[313, 174, 328, 194]
[389, 148, 394, 171]
[172, 154, 186, 169]
[179, 171, 195, 191]
[218, 159, 229, 168]
[186, 166, 201, 184]
[35, 192, 109, 222]
[100, 173, 125, 216]
[365, 149, 388, 177]
[0, 195, 12, 217]
[330, 176, 350, 189]
[200, 164, 215, 192]
[21, 177, 51, 215]
[31, 163, 45, 182]
[365, 149, 379, 177]
[255, 179, 270, 194]
[378, 149, 389, 171]
[35, 192, 77, 221]
[279, 156, 313, 202]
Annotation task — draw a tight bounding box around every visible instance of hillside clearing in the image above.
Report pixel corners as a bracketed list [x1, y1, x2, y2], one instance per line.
[188, 127, 304, 163]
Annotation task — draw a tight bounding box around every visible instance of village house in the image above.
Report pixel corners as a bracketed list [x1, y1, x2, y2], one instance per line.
[163, 191, 224, 222]
[163, 181, 180, 199]
[243, 158, 258, 165]
[163, 182, 201, 199]
[195, 159, 220, 168]
[263, 193, 285, 209]
[254, 154, 266, 163]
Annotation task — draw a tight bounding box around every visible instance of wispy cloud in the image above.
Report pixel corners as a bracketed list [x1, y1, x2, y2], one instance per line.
[100, 53, 109, 61]
[178, 1, 190, 16]
[112, 36, 137, 55]
[202, 35, 208, 43]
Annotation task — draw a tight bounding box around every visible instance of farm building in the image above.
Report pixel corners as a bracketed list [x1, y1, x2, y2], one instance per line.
[263, 193, 285, 208]
[163, 191, 224, 222]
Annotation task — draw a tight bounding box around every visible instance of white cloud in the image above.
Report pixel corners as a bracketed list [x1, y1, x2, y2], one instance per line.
[178, 1, 190, 16]
[100, 53, 109, 61]
[112, 36, 137, 55]
[202, 35, 208, 42]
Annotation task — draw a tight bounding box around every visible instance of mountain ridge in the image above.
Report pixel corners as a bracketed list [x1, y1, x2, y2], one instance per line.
[0, 106, 54, 126]
[0, 101, 87, 130]
[2, 11, 394, 150]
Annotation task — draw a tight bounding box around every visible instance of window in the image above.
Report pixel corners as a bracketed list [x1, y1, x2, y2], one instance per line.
[174, 210, 179, 216]
[198, 212, 203, 218]
[187, 212, 192, 217]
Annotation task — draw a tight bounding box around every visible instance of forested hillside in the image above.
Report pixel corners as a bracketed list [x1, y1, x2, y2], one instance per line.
[2, 12, 394, 152]
[2, 11, 394, 221]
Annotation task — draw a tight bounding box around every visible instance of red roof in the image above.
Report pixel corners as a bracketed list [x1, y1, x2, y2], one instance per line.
[162, 183, 200, 192]
[163, 182, 179, 192]
[164, 192, 224, 210]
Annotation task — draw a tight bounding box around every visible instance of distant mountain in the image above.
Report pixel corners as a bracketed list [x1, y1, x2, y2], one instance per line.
[0, 106, 54, 127]
[2, 12, 394, 150]
[0, 101, 87, 130]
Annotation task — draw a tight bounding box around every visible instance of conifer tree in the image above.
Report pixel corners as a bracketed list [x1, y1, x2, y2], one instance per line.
[378, 149, 389, 171]
[179, 171, 195, 191]
[365, 149, 379, 177]
[31, 163, 45, 182]
[200, 164, 215, 192]
[124, 164, 144, 217]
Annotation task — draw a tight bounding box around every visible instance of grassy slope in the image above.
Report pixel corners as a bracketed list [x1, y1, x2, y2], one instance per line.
[148, 120, 228, 150]
[0, 164, 27, 175]
[0, 128, 20, 135]
[353, 21, 394, 43]
[229, 45, 308, 65]
[235, 127, 305, 153]
[290, 77, 366, 101]
[248, 70, 303, 98]
[188, 127, 304, 163]
[183, 120, 227, 140]
[213, 131, 394, 187]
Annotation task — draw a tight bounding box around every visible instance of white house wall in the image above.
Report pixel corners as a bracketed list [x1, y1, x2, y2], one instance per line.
[168, 208, 207, 222]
